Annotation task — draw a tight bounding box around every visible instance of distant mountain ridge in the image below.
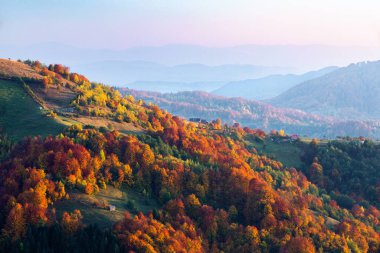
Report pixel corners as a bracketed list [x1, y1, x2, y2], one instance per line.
[213, 66, 338, 100]
[270, 61, 380, 120]
[125, 81, 225, 93]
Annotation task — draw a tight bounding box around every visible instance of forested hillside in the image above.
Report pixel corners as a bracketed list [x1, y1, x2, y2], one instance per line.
[270, 61, 380, 120]
[122, 89, 380, 139]
[301, 139, 380, 208]
[0, 59, 379, 253]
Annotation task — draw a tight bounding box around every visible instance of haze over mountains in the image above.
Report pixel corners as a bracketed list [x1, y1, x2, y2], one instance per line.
[213, 66, 338, 100]
[2, 43, 380, 69]
[270, 61, 380, 120]
[72, 61, 287, 92]
[3, 43, 380, 96]
[125, 81, 225, 93]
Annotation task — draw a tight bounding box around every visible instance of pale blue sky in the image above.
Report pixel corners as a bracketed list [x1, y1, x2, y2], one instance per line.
[1, 0, 380, 49]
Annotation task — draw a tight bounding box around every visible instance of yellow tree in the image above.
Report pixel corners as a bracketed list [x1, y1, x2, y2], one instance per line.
[141, 144, 155, 169]
[61, 209, 83, 234]
[283, 237, 316, 253]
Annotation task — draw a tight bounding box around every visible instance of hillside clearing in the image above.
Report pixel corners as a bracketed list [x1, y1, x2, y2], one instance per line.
[54, 186, 160, 228]
[249, 138, 304, 168]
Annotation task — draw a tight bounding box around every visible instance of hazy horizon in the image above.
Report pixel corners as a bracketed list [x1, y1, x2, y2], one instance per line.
[2, 0, 380, 72]
[2, 40, 380, 51]
[2, 0, 380, 87]
[2, 42, 380, 69]
[2, 0, 380, 48]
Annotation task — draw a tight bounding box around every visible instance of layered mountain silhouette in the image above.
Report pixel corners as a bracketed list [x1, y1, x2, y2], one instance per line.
[270, 61, 380, 120]
[213, 66, 337, 100]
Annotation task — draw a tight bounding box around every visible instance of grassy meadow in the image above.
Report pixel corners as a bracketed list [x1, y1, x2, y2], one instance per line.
[0, 79, 64, 140]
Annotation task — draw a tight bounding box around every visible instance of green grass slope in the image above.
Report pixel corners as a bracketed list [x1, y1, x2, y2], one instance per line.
[254, 140, 303, 168]
[54, 186, 160, 228]
[246, 136, 329, 169]
[0, 79, 64, 140]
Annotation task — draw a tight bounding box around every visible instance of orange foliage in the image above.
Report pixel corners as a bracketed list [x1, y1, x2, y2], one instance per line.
[61, 210, 83, 234]
[282, 237, 316, 253]
[115, 212, 204, 253]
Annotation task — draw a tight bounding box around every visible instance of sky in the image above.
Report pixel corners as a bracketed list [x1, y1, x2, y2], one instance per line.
[1, 0, 380, 49]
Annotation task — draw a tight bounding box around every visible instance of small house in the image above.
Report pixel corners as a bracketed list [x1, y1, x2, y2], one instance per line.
[189, 118, 209, 124]
[108, 205, 116, 211]
[290, 134, 300, 141]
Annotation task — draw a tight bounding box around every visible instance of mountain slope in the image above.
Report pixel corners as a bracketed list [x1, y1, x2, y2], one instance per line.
[0, 59, 379, 253]
[0, 60, 66, 140]
[121, 89, 380, 138]
[0, 59, 145, 140]
[270, 61, 380, 120]
[213, 66, 338, 100]
[0, 59, 43, 80]
[0, 79, 65, 140]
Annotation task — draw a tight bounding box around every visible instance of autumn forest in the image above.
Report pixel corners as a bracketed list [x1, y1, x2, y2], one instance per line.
[0, 59, 378, 253]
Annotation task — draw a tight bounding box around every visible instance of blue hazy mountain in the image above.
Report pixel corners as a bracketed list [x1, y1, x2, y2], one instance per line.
[270, 61, 380, 120]
[124, 81, 226, 93]
[70, 60, 287, 89]
[212, 66, 338, 100]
